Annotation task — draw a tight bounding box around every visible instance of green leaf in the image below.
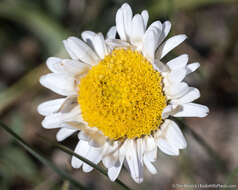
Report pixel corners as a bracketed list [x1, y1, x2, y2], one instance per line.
[0, 121, 87, 190]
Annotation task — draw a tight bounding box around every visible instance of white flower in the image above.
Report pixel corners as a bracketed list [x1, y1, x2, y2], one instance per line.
[38, 3, 209, 183]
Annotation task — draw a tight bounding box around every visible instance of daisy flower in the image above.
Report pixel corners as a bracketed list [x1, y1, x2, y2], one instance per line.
[38, 3, 209, 183]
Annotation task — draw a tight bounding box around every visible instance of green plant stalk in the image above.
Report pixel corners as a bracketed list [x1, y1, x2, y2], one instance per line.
[56, 144, 130, 190]
[39, 136, 131, 190]
[0, 121, 87, 190]
[171, 117, 228, 173]
[0, 120, 131, 190]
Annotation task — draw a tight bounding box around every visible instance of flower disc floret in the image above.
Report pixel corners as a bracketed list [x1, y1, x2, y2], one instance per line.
[78, 49, 167, 140]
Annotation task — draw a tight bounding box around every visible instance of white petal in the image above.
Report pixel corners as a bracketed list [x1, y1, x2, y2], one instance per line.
[40, 73, 77, 96]
[141, 10, 149, 28]
[157, 138, 179, 156]
[103, 155, 115, 169]
[142, 26, 159, 62]
[166, 119, 187, 150]
[46, 57, 90, 75]
[173, 103, 209, 118]
[162, 105, 173, 119]
[136, 139, 144, 165]
[46, 57, 62, 72]
[121, 3, 133, 39]
[82, 32, 108, 59]
[145, 21, 162, 51]
[144, 136, 157, 155]
[37, 98, 65, 116]
[130, 14, 145, 47]
[144, 148, 157, 162]
[78, 131, 90, 141]
[165, 82, 190, 99]
[115, 8, 125, 40]
[56, 128, 77, 141]
[148, 21, 162, 34]
[168, 68, 187, 83]
[171, 87, 200, 104]
[83, 146, 103, 172]
[63, 37, 99, 65]
[126, 140, 143, 184]
[159, 34, 187, 59]
[71, 140, 89, 168]
[57, 95, 78, 113]
[105, 39, 130, 49]
[158, 21, 171, 45]
[163, 21, 171, 37]
[106, 26, 117, 39]
[154, 59, 169, 72]
[167, 54, 189, 70]
[116, 3, 132, 41]
[186, 62, 200, 75]
[42, 106, 82, 129]
[63, 40, 77, 60]
[104, 141, 126, 167]
[162, 104, 182, 119]
[156, 119, 187, 155]
[156, 120, 183, 156]
[102, 143, 118, 168]
[143, 137, 157, 173]
[108, 147, 126, 181]
[81, 31, 96, 49]
[108, 164, 123, 181]
[143, 156, 157, 174]
[93, 33, 108, 59]
[81, 31, 96, 43]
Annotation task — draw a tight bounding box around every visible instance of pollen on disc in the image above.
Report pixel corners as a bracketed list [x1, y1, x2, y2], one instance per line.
[78, 48, 167, 140]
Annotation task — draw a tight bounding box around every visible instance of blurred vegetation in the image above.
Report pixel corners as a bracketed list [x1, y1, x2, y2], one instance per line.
[0, 0, 238, 189]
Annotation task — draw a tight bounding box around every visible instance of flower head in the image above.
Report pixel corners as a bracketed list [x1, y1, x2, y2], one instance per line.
[38, 3, 209, 183]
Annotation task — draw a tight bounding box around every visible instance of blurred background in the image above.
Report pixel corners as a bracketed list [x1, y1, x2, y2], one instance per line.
[0, 0, 238, 189]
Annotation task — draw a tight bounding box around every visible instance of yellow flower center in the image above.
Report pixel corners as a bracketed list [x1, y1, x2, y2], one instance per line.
[78, 49, 166, 140]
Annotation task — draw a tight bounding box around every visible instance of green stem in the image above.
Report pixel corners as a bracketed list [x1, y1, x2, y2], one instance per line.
[39, 136, 131, 190]
[0, 121, 87, 190]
